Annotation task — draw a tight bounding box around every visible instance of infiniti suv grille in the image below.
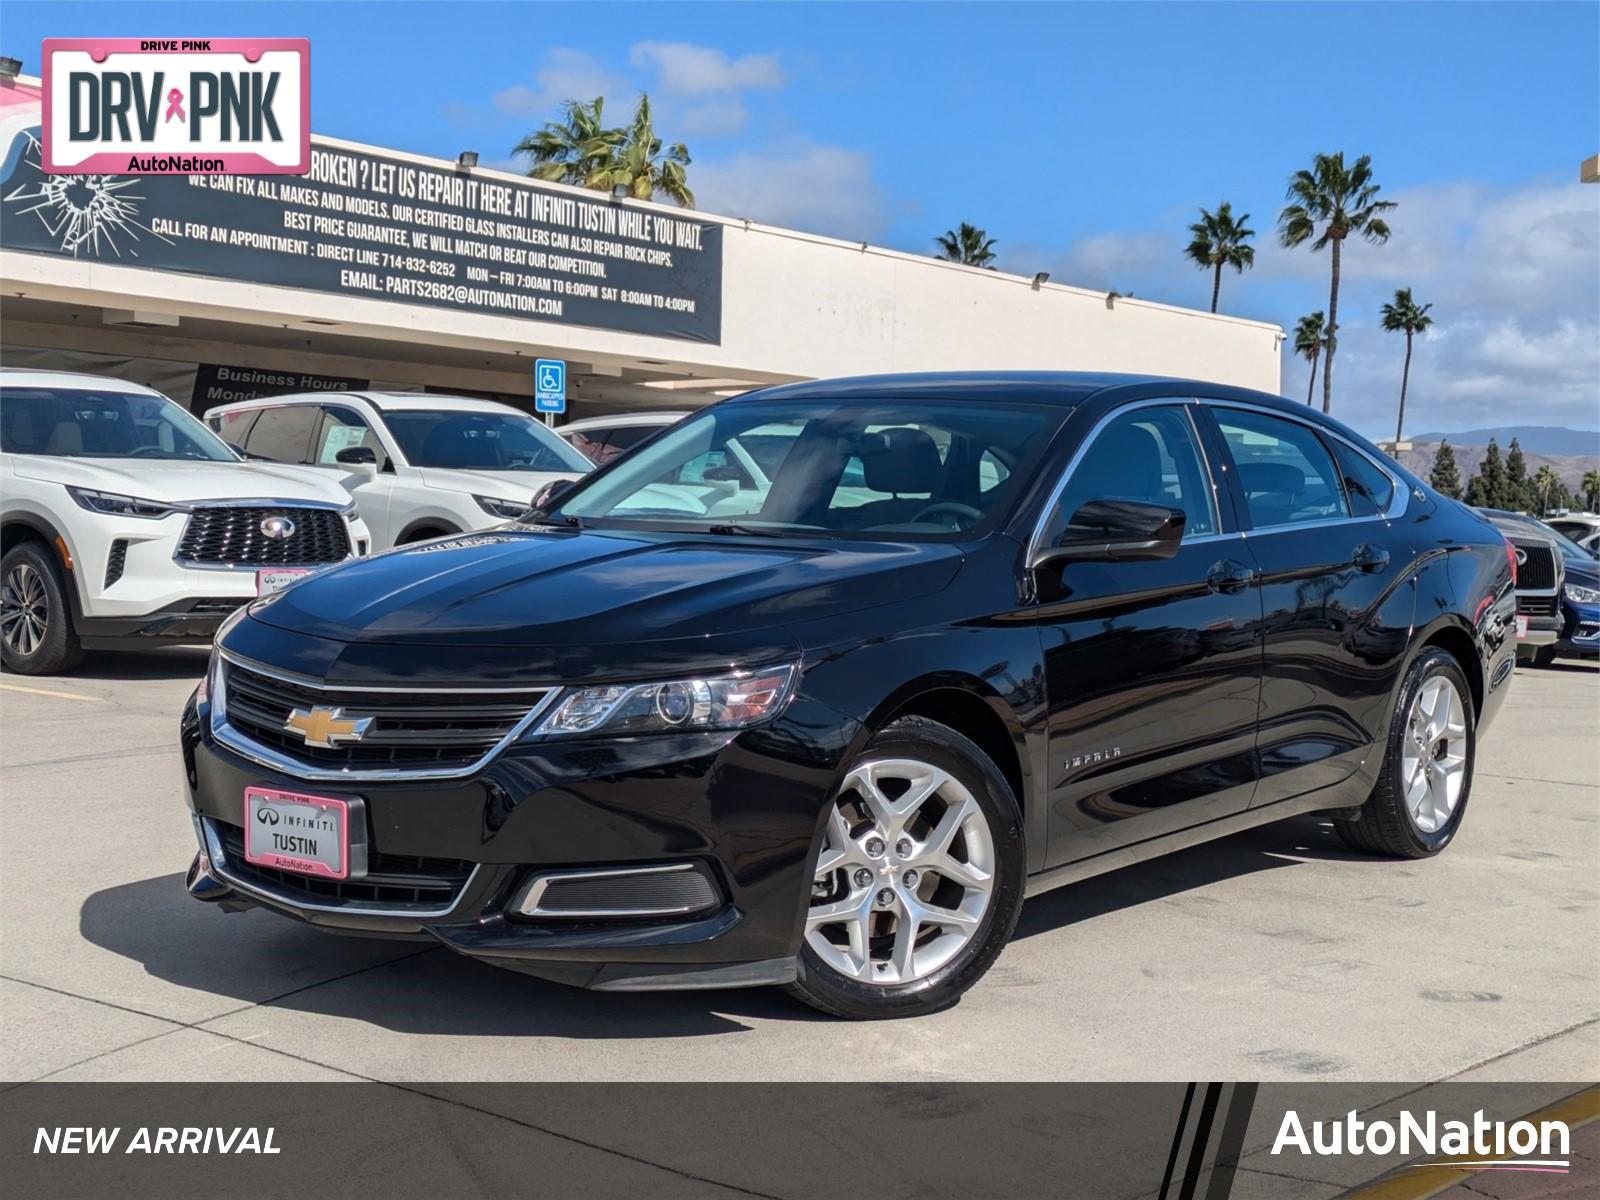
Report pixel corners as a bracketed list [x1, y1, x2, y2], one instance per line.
[178, 505, 350, 566]
[218, 658, 554, 774]
[1510, 539, 1558, 593]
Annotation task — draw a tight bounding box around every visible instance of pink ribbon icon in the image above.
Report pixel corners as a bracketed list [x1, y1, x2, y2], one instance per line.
[164, 88, 185, 123]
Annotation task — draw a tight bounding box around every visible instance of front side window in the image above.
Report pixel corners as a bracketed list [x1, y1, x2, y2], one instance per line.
[1042, 404, 1219, 545]
[315, 406, 389, 469]
[541, 399, 1067, 540]
[1215, 408, 1350, 529]
[243, 405, 320, 464]
[383, 410, 592, 473]
[0, 388, 238, 462]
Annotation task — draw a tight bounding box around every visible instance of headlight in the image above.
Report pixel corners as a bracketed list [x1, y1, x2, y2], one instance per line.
[475, 494, 531, 520]
[67, 487, 183, 519]
[538, 664, 798, 737]
[1565, 582, 1600, 605]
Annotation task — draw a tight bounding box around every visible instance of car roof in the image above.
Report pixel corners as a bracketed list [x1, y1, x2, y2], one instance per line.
[558, 412, 692, 434]
[0, 368, 165, 397]
[206, 391, 532, 417]
[732, 371, 1297, 413]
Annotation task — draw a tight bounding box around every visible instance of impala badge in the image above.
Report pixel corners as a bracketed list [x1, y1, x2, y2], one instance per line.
[283, 706, 373, 749]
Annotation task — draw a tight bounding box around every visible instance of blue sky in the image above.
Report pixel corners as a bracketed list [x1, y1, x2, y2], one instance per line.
[4, 2, 1597, 437]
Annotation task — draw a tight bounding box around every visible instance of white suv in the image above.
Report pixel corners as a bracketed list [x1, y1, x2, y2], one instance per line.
[205, 392, 592, 550]
[1, 370, 372, 675]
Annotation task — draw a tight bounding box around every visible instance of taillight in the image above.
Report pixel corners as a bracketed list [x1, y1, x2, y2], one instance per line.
[1504, 538, 1517, 587]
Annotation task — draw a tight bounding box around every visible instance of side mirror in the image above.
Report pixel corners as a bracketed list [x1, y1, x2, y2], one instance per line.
[335, 446, 379, 476]
[1034, 498, 1186, 566]
[532, 478, 578, 512]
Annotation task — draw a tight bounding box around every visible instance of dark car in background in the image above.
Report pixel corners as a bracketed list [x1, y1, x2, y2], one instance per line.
[181, 373, 1516, 1019]
[1480, 509, 1600, 663]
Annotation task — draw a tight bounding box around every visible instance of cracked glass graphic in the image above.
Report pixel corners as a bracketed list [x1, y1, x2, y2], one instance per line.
[3, 131, 174, 258]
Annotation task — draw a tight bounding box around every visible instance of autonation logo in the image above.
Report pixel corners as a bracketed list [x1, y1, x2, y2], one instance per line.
[1272, 1108, 1571, 1174]
[41, 37, 309, 175]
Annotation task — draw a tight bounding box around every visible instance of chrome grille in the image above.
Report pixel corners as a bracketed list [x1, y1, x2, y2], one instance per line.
[178, 505, 350, 566]
[217, 656, 554, 777]
[1511, 540, 1557, 592]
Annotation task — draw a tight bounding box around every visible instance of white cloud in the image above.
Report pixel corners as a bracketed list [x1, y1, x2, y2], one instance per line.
[628, 42, 783, 95]
[485, 48, 625, 121]
[692, 142, 889, 241]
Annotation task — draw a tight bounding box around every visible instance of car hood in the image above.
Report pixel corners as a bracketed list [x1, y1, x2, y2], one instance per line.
[416, 466, 585, 501]
[11, 456, 351, 505]
[1564, 559, 1600, 589]
[244, 527, 964, 655]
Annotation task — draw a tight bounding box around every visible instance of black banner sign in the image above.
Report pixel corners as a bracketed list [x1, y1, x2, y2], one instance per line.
[191, 364, 367, 408]
[0, 129, 723, 344]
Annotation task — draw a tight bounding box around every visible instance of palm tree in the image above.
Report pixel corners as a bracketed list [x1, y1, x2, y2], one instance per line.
[934, 223, 998, 268]
[1532, 465, 1560, 516]
[1292, 311, 1326, 406]
[590, 94, 694, 206]
[1583, 468, 1600, 512]
[1278, 153, 1396, 414]
[513, 96, 622, 187]
[1379, 287, 1434, 445]
[1184, 201, 1256, 312]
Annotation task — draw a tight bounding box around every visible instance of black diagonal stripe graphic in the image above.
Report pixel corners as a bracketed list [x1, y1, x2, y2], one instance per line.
[1160, 1083, 1199, 1200]
[1204, 1083, 1260, 1200]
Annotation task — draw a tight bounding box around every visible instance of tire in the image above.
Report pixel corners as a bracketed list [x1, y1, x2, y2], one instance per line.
[1, 542, 84, 676]
[785, 715, 1025, 1019]
[1334, 647, 1475, 858]
[399, 525, 455, 545]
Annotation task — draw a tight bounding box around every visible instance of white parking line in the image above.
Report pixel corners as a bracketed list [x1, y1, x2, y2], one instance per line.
[0, 681, 103, 702]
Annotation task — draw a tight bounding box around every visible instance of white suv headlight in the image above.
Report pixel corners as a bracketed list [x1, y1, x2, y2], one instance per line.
[475, 494, 531, 520]
[67, 487, 183, 519]
[1565, 581, 1600, 605]
[537, 664, 798, 737]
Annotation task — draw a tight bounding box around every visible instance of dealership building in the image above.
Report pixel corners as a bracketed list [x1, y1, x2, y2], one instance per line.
[1, 75, 1281, 418]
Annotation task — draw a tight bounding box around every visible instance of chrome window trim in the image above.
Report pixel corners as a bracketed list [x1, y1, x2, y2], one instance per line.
[196, 816, 481, 918]
[211, 650, 561, 781]
[1026, 395, 1410, 567]
[512, 862, 716, 919]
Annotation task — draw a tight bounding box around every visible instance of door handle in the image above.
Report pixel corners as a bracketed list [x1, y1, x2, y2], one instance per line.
[1207, 559, 1255, 594]
[1352, 544, 1390, 573]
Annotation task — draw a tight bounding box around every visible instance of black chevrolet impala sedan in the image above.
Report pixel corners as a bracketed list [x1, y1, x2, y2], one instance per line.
[181, 373, 1517, 1018]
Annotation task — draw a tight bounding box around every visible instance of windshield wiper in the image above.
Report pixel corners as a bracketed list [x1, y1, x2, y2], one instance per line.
[705, 523, 782, 537]
[520, 513, 584, 529]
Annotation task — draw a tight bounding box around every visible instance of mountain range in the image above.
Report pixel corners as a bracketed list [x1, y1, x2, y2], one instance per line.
[1408, 426, 1600, 457]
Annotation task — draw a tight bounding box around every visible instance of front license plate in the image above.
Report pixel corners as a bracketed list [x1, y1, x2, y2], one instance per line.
[257, 568, 311, 596]
[1515, 614, 1529, 640]
[243, 787, 349, 879]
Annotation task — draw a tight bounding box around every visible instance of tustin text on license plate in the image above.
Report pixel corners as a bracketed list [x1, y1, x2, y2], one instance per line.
[243, 787, 349, 879]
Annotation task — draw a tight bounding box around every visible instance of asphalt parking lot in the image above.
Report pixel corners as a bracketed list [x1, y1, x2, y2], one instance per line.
[2, 651, 1596, 1086]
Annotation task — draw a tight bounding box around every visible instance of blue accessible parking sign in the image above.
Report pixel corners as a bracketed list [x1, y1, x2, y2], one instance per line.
[534, 359, 566, 414]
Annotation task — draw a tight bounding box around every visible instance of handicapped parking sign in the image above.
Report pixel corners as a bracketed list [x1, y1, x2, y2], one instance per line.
[534, 359, 566, 414]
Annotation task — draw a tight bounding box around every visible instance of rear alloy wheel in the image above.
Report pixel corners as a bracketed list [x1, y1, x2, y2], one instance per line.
[0, 542, 83, 676]
[786, 716, 1024, 1018]
[1334, 647, 1474, 858]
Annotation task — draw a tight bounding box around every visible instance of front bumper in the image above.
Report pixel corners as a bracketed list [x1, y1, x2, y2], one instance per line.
[180, 690, 859, 990]
[1559, 600, 1600, 656]
[1515, 610, 1562, 648]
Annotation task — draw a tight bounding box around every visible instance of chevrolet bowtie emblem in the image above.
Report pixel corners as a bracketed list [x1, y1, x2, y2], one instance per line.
[283, 705, 374, 749]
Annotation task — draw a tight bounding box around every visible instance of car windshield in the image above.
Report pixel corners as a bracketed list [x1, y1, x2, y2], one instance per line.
[0, 387, 238, 462]
[384, 409, 593, 473]
[538, 398, 1066, 540]
[1539, 524, 1600, 563]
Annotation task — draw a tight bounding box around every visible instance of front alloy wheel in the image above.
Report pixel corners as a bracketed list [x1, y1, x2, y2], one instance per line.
[786, 716, 1024, 1019]
[0, 543, 82, 675]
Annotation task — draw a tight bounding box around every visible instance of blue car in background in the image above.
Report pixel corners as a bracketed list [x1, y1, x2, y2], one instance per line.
[1482, 509, 1600, 664]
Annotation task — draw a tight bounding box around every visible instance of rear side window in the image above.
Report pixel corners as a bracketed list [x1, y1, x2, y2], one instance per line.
[1329, 440, 1396, 518]
[315, 405, 388, 469]
[1214, 409, 1350, 529]
[243, 405, 320, 464]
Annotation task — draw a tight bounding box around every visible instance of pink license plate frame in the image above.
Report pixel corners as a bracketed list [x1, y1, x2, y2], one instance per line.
[243, 786, 350, 880]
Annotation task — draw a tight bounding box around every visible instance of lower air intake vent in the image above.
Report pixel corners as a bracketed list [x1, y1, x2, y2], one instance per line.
[104, 539, 127, 587]
[514, 863, 721, 919]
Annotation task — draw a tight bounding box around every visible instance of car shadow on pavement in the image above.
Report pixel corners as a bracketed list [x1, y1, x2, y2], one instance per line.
[68, 646, 210, 681]
[1011, 814, 1370, 941]
[78, 873, 821, 1037]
